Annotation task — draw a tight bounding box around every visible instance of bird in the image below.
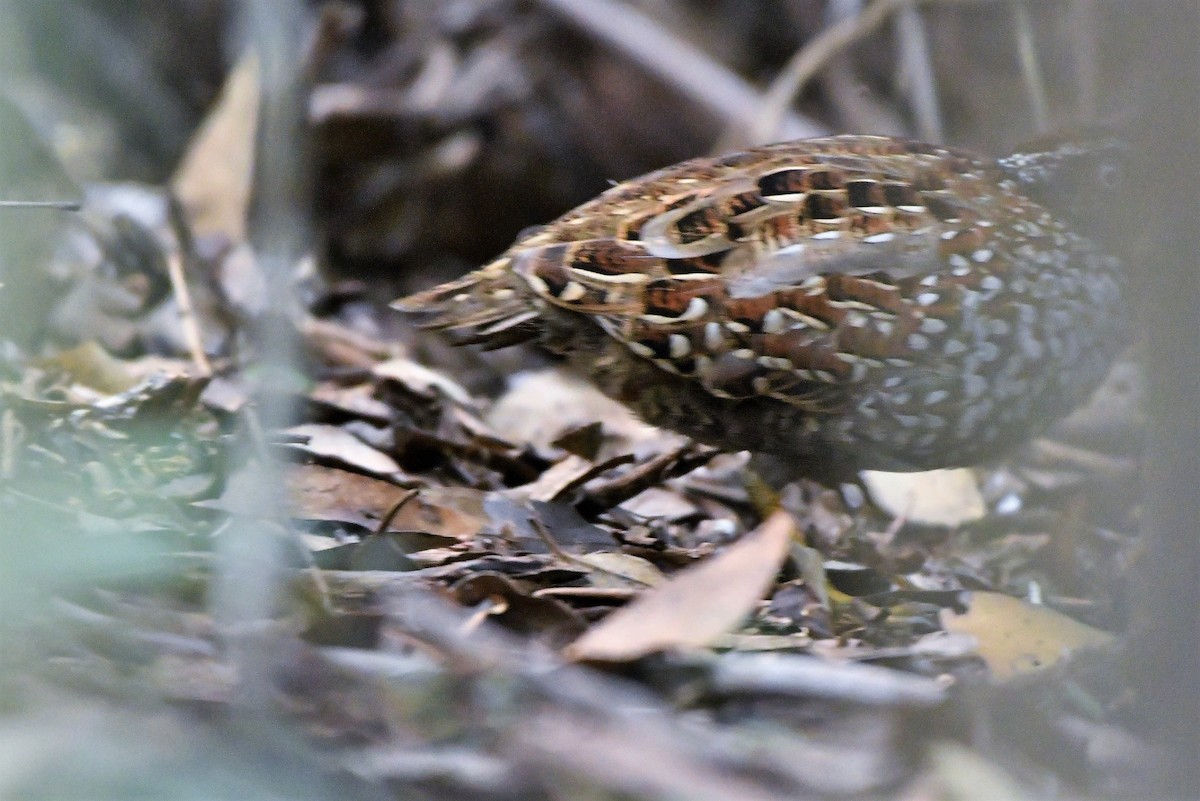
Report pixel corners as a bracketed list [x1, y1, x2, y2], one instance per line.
[393, 133, 1128, 483]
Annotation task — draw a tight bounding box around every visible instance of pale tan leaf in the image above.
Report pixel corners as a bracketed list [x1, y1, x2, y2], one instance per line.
[373, 358, 474, 406]
[575, 552, 666, 589]
[172, 51, 259, 241]
[566, 509, 795, 661]
[861, 468, 986, 527]
[940, 591, 1114, 680]
[619, 487, 700, 520]
[486, 368, 679, 456]
[926, 741, 1028, 800]
[284, 423, 401, 478]
[44, 341, 140, 394]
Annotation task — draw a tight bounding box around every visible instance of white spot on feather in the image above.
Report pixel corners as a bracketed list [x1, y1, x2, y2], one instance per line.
[559, 282, 587, 302]
[704, 322, 724, 351]
[762, 308, 787, 334]
[920, 317, 949, 334]
[629, 342, 655, 358]
[679, 297, 709, 320]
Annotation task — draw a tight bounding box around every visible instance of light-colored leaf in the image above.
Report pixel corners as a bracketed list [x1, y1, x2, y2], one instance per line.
[44, 341, 140, 394]
[172, 51, 259, 241]
[284, 424, 401, 478]
[861, 468, 986, 527]
[566, 509, 795, 661]
[619, 487, 700, 520]
[486, 368, 678, 456]
[926, 741, 1028, 800]
[940, 591, 1114, 680]
[575, 552, 666, 589]
[373, 358, 474, 406]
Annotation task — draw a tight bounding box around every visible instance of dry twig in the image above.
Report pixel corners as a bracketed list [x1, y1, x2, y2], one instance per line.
[730, 0, 997, 148]
[1012, 0, 1049, 131]
[579, 443, 718, 517]
[534, 0, 825, 141]
[732, 0, 906, 147]
[894, 1, 943, 141]
[164, 251, 213, 376]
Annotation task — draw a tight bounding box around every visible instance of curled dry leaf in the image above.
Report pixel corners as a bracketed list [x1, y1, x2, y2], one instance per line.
[284, 423, 403, 479]
[566, 509, 796, 662]
[939, 591, 1114, 680]
[374, 357, 474, 406]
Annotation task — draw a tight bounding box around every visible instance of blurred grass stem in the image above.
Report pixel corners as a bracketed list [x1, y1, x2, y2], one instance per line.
[1012, 0, 1049, 131]
[210, 0, 311, 710]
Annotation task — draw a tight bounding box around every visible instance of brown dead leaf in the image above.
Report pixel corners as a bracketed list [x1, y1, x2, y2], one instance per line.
[453, 573, 587, 644]
[286, 463, 483, 539]
[566, 509, 796, 661]
[57, 372, 209, 420]
[172, 51, 259, 241]
[940, 591, 1114, 680]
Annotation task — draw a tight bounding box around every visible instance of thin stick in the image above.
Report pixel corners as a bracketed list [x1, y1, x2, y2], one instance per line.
[0, 199, 81, 210]
[895, 1, 944, 142]
[1067, 0, 1099, 120]
[529, 516, 657, 589]
[1012, 0, 1049, 131]
[730, 0, 999, 149]
[165, 250, 213, 376]
[534, 0, 825, 141]
[738, 0, 905, 147]
[533, 586, 638, 601]
[0, 408, 17, 480]
[374, 488, 420, 535]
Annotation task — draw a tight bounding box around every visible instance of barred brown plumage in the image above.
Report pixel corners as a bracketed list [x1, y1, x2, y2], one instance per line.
[394, 134, 1128, 481]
